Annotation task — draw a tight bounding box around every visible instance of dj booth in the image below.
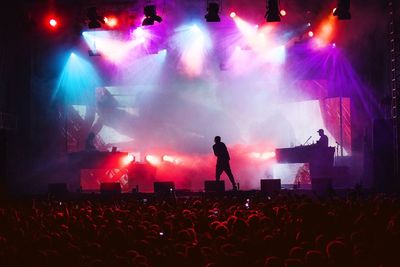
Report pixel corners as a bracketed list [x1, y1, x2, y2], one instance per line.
[275, 145, 336, 189]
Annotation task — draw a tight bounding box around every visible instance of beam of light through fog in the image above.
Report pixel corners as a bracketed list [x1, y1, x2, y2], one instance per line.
[171, 24, 212, 77]
[83, 31, 146, 63]
[233, 16, 285, 64]
[55, 52, 102, 104]
[60, 3, 385, 190]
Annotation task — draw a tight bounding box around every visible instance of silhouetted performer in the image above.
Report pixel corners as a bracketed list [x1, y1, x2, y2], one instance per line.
[213, 136, 237, 190]
[85, 132, 97, 150]
[316, 129, 328, 147]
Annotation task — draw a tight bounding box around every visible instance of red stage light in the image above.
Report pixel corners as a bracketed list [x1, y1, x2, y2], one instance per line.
[280, 10, 287, 16]
[145, 155, 161, 165]
[162, 155, 174, 163]
[249, 151, 276, 160]
[230, 12, 236, 18]
[162, 155, 182, 164]
[122, 153, 135, 165]
[308, 31, 314, 37]
[104, 16, 118, 28]
[49, 18, 57, 27]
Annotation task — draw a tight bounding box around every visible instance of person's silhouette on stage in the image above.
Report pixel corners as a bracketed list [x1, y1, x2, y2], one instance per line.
[316, 129, 329, 147]
[213, 136, 237, 190]
[85, 132, 97, 151]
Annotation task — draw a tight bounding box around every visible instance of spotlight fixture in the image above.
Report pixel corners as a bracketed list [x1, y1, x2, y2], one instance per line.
[87, 7, 105, 28]
[142, 5, 162, 26]
[265, 0, 281, 22]
[46, 16, 59, 31]
[49, 18, 57, 28]
[104, 16, 118, 28]
[205, 1, 221, 22]
[333, 0, 351, 20]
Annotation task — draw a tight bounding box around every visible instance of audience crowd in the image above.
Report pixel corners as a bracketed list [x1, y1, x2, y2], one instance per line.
[0, 191, 399, 267]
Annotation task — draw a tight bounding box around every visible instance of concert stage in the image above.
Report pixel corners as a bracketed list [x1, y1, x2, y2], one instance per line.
[0, 0, 395, 196]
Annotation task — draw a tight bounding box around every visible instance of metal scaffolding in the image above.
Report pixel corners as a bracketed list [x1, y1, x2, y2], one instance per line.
[389, 1, 400, 178]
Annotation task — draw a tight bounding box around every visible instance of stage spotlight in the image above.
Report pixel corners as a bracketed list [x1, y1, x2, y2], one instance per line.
[145, 155, 161, 165]
[230, 12, 236, 18]
[265, 0, 281, 22]
[249, 151, 276, 160]
[333, 0, 351, 20]
[162, 155, 182, 164]
[49, 18, 57, 27]
[308, 31, 314, 37]
[87, 7, 105, 28]
[162, 155, 174, 163]
[104, 16, 118, 28]
[280, 10, 286, 16]
[205, 1, 221, 22]
[142, 5, 162, 26]
[122, 153, 135, 165]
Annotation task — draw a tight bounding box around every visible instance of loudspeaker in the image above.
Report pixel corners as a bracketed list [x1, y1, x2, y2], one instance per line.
[260, 179, 281, 194]
[373, 119, 395, 192]
[312, 178, 332, 193]
[154, 181, 175, 194]
[48, 183, 68, 195]
[204, 180, 225, 192]
[100, 183, 121, 195]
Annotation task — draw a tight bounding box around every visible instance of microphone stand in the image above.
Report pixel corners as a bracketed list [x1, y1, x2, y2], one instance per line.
[335, 142, 340, 157]
[303, 136, 312, 146]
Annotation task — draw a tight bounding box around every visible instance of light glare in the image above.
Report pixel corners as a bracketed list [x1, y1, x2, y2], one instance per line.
[122, 154, 135, 165]
[145, 155, 161, 165]
[49, 19, 57, 27]
[105, 16, 118, 27]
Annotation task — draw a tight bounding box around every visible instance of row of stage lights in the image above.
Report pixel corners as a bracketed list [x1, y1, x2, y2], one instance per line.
[45, 0, 350, 31]
[120, 154, 182, 166]
[121, 151, 276, 167]
[208, 0, 350, 22]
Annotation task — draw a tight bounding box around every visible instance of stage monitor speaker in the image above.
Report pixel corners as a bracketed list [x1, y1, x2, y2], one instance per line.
[48, 183, 68, 195]
[154, 181, 175, 194]
[260, 179, 281, 194]
[100, 183, 121, 195]
[204, 180, 225, 192]
[312, 178, 332, 193]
